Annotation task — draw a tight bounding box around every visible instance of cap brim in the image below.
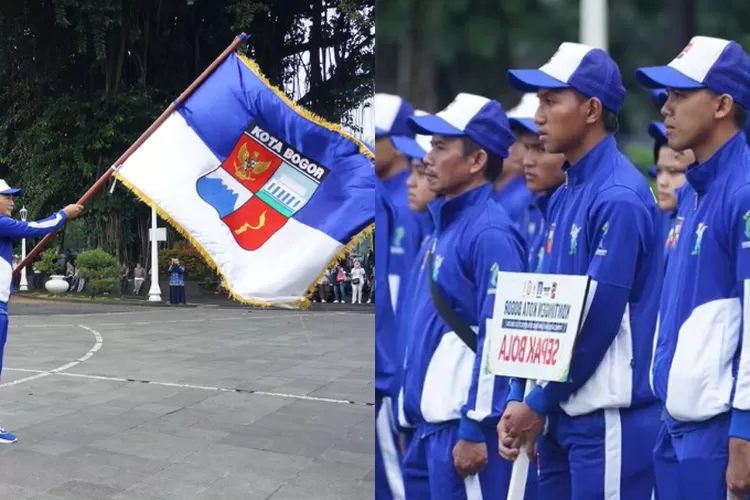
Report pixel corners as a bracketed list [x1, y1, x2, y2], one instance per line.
[390, 136, 426, 160]
[0, 188, 22, 196]
[408, 114, 463, 136]
[635, 66, 704, 90]
[648, 121, 668, 143]
[507, 69, 569, 92]
[375, 127, 387, 138]
[509, 117, 539, 136]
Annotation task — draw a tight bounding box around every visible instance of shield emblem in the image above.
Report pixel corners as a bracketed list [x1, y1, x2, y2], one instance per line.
[195, 122, 325, 251]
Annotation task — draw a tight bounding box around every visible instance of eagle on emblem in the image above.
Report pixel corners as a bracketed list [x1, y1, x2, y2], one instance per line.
[234, 143, 272, 181]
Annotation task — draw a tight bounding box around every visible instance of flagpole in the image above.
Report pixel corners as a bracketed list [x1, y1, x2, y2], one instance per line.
[13, 33, 249, 278]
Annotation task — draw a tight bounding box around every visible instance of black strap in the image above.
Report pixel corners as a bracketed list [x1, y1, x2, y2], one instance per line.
[427, 246, 477, 353]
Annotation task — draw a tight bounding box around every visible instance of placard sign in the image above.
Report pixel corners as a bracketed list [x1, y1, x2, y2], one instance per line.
[487, 272, 590, 382]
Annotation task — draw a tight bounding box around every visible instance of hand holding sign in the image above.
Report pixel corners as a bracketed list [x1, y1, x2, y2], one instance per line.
[487, 272, 591, 500]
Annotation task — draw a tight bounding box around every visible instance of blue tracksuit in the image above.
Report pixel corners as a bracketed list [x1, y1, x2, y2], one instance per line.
[400, 183, 536, 499]
[375, 180, 406, 500]
[494, 175, 534, 228]
[0, 210, 68, 377]
[522, 199, 544, 249]
[527, 189, 562, 273]
[509, 136, 663, 499]
[651, 132, 750, 500]
[383, 170, 430, 314]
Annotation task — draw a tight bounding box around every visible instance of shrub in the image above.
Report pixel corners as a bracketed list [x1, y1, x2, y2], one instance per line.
[76, 249, 121, 297]
[35, 248, 63, 276]
[160, 240, 217, 287]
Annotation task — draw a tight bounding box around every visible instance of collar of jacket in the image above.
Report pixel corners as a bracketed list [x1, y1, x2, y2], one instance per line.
[428, 182, 493, 232]
[535, 183, 562, 216]
[562, 135, 617, 187]
[686, 131, 747, 196]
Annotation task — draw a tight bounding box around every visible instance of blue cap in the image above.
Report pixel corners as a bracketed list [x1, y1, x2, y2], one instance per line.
[407, 93, 516, 158]
[650, 90, 668, 109]
[374, 93, 415, 139]
[635, 36, 750, 110]
[506, 42, 626, 113]
[507, 93, 540, 135]
[0, 180, 22, 196]
[390, 110, 432, 160]
[648, 121, 668, 143]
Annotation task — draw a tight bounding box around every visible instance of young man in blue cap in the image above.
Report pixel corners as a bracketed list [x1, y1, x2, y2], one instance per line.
[0, 181, 83, 442]
[399, 92, 535, 499]
[508, 93, 566, 272]
[499, 42, 663, 499]
[493, 97, 535, 229]
[636, 35, 750, 499]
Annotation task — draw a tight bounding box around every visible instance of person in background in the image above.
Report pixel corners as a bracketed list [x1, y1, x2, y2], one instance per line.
[120, 263, 129, 294]
[133, 263, 146, 295]
[330, 263, 346, 303]
[168, 258, 186, 305]
[493, 95, 535, 227]
[508, 93, 566, 273]
[350, 260, 366, 304]
[317, 270, 330, 303]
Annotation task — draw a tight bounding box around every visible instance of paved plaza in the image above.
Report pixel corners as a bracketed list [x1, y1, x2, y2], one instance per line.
[0, 299, 374, 499]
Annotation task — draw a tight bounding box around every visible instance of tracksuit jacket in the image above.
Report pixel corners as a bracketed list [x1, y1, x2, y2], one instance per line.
[493, 176, 534, 230]
[401, 183, 526, 441]
[383, 170, 430, 314]
[652, 131, 750, 439]
[527, 189, 560, 273]
[0, 211, 68, 306]
[509, 136, 662, 417]
[375, 180, 400, 399]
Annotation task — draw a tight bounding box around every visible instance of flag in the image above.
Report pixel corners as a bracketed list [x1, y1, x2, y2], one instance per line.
[114, 49, 375, 307]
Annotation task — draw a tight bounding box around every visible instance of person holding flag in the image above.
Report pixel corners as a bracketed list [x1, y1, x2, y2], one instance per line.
[399, 93, 535, 499]
[636, 35, 750, 499]
[499, 42, 663, 499]
[0, 182, 83, 443]
[506, 94, 566, 273]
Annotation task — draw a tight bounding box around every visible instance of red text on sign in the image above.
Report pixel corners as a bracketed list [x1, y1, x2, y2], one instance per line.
[497, 334, 560, 366]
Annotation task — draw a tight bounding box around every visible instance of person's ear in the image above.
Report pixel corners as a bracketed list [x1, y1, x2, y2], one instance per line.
[714, 94, 734, 121]
[583, 98, 604, 126]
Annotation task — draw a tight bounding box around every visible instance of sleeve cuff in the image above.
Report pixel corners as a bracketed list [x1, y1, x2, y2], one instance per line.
[525, 385, 557, 417]
[507, 379, 525, 403]
[730, 409, 750, 441]
[59, 210, 68, 221]
[458, 416, 485, 442]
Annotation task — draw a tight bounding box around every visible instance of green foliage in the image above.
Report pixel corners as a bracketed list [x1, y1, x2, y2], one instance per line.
[75, 249, 120, 297]
[0, 0, 372, 264]
[624, 143, 654, 174]
[160, 240, 217, 287]
[35, 249, 63, 276]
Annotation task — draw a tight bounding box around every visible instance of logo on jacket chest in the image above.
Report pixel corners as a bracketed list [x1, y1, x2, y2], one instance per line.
[432, 254, 444, 280]
[691, 222, 708, 256]
[568, 223, 581, 255]
[545, 223, 556, 254]
[665, 217, 685, 249]
[743, 212, 750, 249]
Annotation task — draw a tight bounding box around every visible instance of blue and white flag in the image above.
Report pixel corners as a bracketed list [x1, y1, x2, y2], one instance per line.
[115, 50, 374, 307]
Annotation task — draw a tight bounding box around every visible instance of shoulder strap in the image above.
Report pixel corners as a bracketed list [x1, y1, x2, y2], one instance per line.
[427, 246, 477, 353]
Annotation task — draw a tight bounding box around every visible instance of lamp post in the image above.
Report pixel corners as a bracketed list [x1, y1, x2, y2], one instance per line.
[148, 206, 162, 302]
[19, 206, 28, 292]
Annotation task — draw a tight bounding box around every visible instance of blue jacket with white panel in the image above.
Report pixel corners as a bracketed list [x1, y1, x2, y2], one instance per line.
[401, 183, 526, 441]
[509, 136, 663, 417]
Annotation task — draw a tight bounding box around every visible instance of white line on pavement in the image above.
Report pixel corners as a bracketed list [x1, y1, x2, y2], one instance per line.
[0, 325, 103, 387]
[2, 367, 373, 406]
